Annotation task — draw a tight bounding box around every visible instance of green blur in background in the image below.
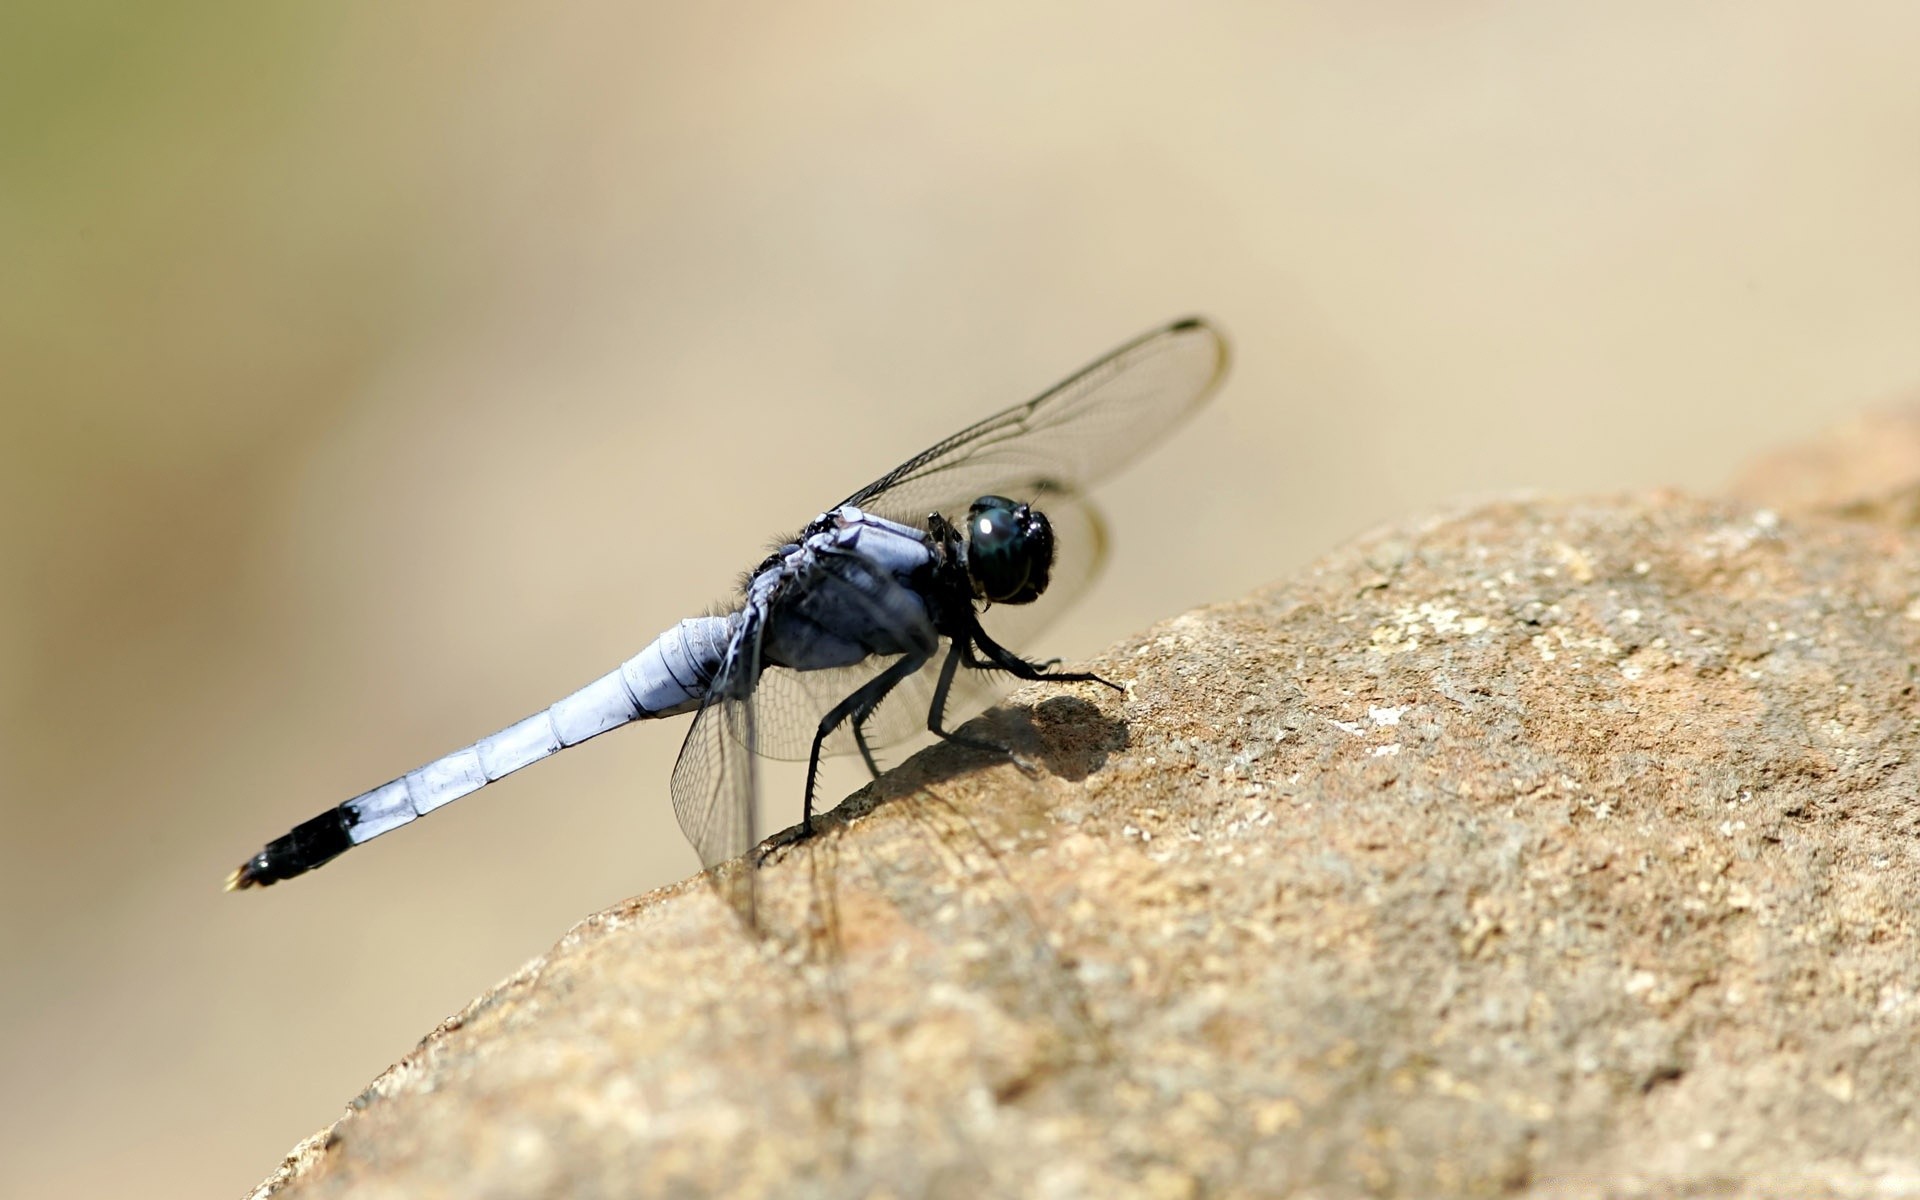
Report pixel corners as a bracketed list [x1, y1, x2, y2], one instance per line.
[6, 3, 1920, 1195]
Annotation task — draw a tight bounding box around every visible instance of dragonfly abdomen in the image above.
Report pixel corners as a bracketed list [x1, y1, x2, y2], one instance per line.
[226, 614, 737, 889]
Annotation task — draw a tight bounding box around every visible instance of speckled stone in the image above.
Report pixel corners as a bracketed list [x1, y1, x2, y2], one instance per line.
[250, 472, 1920, 1199]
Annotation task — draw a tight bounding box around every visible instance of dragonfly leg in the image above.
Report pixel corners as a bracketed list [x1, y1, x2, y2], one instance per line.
[969, 621, 1123, 692]
[804, 652, 927, 828]
[927, 641, 1008, 755]
[852, 721, 884, 780]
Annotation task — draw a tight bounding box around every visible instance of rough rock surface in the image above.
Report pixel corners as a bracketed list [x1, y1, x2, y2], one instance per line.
[251, 431, 1920, 1199]
[1729, 400, 1920, 523]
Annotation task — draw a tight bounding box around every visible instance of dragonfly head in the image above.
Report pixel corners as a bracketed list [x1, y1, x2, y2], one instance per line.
[963, 495, 1054, 605]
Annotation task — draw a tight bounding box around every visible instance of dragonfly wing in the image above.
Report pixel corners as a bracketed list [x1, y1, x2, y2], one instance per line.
[668, 609, 765, 922]
[745, 660, 899, 761]
[838, 317, 1228, 530]
[750, 319, 1216, 763]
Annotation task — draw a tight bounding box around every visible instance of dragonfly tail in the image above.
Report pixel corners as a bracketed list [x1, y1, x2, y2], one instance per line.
[225, 616, 737, 891]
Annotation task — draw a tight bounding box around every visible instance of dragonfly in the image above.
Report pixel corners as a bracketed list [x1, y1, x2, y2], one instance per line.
[227, 317, 1230, 914]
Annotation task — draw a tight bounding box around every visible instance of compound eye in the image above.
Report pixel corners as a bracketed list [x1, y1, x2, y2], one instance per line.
[965, 496, 1054, 605]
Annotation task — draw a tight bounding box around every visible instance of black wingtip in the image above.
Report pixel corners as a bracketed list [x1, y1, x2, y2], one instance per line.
[1164, 315, 1230, 365]
[1170, 314, 1231, 380]
[1166, 313, 1227, 337]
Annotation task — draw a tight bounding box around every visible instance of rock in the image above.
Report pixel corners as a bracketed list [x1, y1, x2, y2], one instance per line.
[1730, 399, 1920, 524]
[249, 483, 1920, 1198]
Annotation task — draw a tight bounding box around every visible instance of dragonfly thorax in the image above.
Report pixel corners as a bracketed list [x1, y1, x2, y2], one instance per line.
[963, 495, 1054, 605]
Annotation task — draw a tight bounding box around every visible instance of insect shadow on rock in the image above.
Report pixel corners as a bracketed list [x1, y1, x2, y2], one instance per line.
[757, 694, 1129, 859]
[227, 317, 1230, 935]
[751, 697, 1131, 1143]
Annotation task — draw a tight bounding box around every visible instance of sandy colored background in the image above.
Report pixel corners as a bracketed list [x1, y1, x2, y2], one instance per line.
[4, 4, 1919, 1196]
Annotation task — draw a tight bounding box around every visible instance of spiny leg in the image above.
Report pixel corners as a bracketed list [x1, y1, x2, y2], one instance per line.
[803, 653, 927, 830]
[852, 721, 884, 780]
[926, 640, 1008, 755]
[969, 620, 1122, 692]
[928, 625, 1124, 777]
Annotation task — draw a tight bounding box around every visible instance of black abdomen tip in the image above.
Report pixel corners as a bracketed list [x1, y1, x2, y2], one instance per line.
[224, 809, 355, 892]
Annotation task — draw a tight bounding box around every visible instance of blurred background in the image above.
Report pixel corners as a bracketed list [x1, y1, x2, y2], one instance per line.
[5, 2, 1920, 1195]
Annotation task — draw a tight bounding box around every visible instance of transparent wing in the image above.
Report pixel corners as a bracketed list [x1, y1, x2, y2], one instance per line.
[744, 317, 1219, 763]
[747, 650, 996, 763]
[746, 660, 903, 761]
[748, 491, 1110, 761]
[669, 610, 764, 921]
[837, 317, 1228, 529]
